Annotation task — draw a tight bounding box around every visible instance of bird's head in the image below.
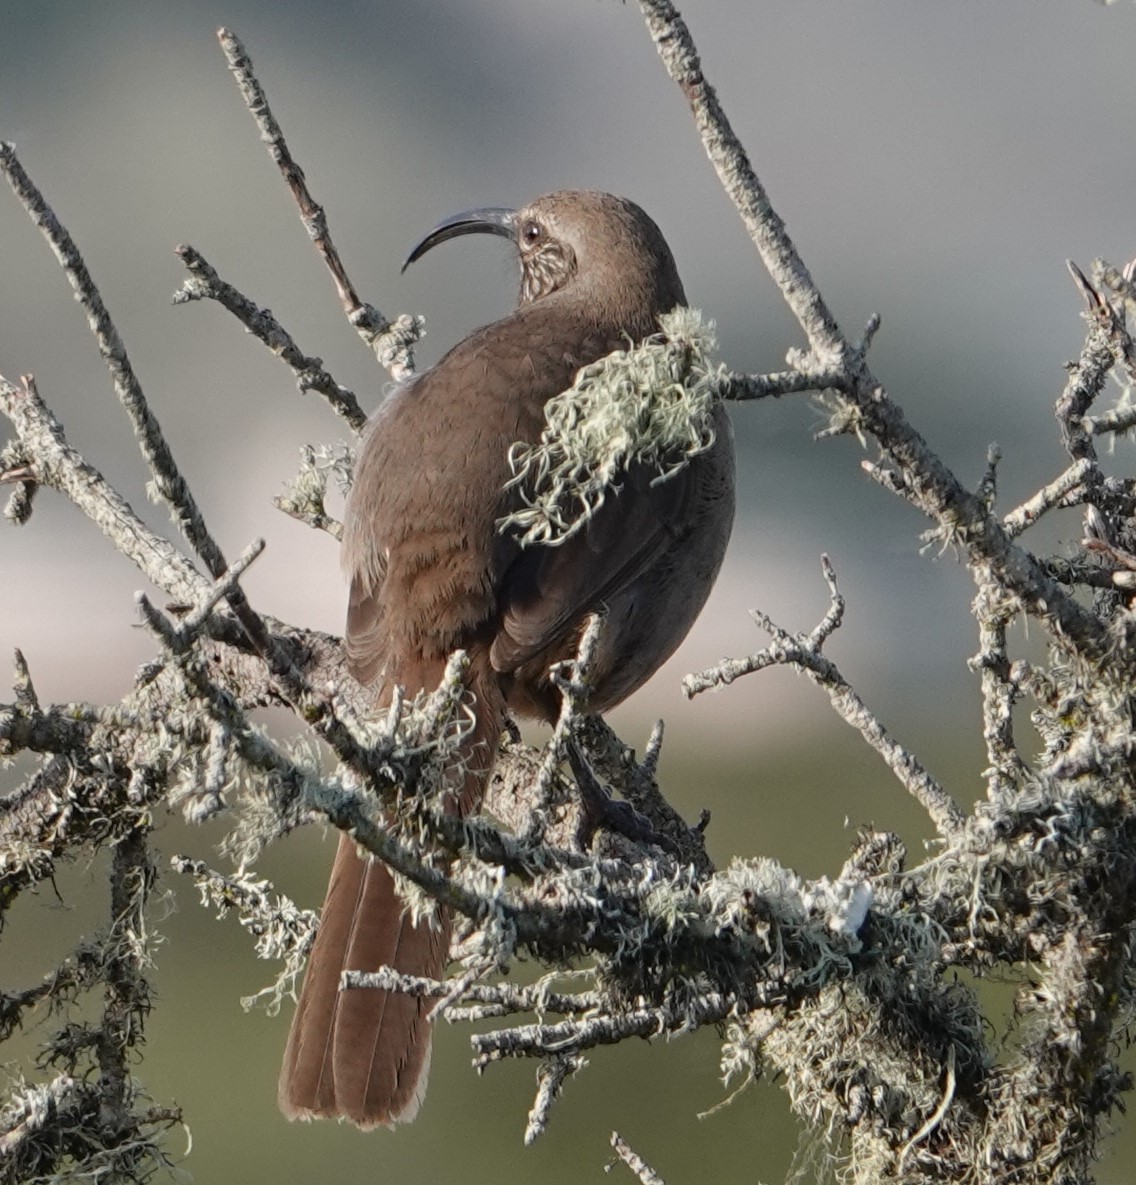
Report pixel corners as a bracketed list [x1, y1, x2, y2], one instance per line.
[402, 190, 685, 314]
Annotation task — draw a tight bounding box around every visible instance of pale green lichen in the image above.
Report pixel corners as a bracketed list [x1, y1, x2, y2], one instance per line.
[171, 858, 318, 1015]
[499, 307, 724, 547]
[273, 442, 353, 538]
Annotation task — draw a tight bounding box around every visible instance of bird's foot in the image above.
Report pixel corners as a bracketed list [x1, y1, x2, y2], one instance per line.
[566, 741, 681, 856]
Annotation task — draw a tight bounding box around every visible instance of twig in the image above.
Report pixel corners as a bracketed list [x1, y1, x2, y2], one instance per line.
[11, 649, 39, 713]
[1003, 459, 1094, 539]
[1095, 258, 1136, 314]
[1055, 276, 1111, 467]
[576, 716, 713, 875]
[0, 373, 207, 606]
[637, 0, 846, 363]
[636, 4, 1118, 674]
[217, 28, 422, 381]
[340, 965, 600, 1019]
[0, 142, 226, 576]
[975, 444, 1000, 512]
[0, 959, 87, 1042]
[98, 826, 154, 1134]
[272, 443, 349, 540]
[861, 459, 910, 499]
[525, 1055, 583, 1145]
[136, 538, 266, 654]
[522, 614, 604, 846]
[856, 312, 882, 355]
[471, 993, 735, 1067]
[1085, 404, 1136, 437]
[718, 367, 844, 401]
[171, 858, 317, 1009]
[0, 155, 314, 689]
[970, 578, 1029, 804]
[172, 244, 367, 432]
[609, 1131, 667, 1185]
[684, 557, 965, 836]
[1081, 260, 1136, 381]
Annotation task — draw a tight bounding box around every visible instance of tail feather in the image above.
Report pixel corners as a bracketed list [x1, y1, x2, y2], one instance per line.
[278, 658, 503, 1128]
[332, 851, 450, 1126]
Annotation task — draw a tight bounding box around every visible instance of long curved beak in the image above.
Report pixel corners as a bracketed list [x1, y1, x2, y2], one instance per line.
[401, 207, 517, 273]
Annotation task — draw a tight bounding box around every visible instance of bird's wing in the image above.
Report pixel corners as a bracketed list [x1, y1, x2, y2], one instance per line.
[344, 568, 388, 688]
[341, 316, 559, 691]
[489, 461, 692, 673]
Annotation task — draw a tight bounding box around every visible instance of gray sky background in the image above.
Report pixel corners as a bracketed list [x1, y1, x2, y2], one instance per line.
[3, 4, 1136, 1183]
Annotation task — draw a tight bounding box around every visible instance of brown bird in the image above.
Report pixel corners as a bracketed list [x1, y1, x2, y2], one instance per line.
[279, 190, 735, 1128]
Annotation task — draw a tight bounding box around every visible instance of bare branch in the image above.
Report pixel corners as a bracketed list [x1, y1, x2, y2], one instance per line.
[524, 1056, 583, 1145]
[136, 537, 266, 654]
[717, 366, 842, 401]
[172, 244, 367, 432]
[340, 965, 600, 1020]
[216, 27, 423, 381]
[970, 577, 1029, 805]
[0, 143, 228, 577]
[635, 5, 1118, 675]
[1003, 459, 1094, 539]
[636, 0, 846, 361]
[470, 992, 736, 1068]
[684, 557, 965, 836]
[610, 1131, 668, 1185]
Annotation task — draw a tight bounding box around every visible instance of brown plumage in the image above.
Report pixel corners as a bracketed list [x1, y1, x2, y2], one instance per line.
[279, 190, 735, 1128]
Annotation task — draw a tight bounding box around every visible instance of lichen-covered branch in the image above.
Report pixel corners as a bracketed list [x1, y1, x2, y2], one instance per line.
[637, 0, 846, 361]
[0, 371, 207, 605]
[611, 1131, 668, 1185]
[637, 0, 1120, 682]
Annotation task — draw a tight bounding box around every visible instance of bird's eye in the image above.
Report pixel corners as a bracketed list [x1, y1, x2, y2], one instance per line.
[521, 220, 543, 246]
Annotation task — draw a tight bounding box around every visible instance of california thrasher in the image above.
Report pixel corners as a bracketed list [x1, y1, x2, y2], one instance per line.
[279, 190, 736, 1128]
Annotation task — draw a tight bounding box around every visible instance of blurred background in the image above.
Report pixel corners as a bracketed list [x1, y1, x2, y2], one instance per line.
[2, 1, 1135, 1181]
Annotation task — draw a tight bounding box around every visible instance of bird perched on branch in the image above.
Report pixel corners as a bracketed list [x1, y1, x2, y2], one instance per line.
[279, 190, 736, 1128]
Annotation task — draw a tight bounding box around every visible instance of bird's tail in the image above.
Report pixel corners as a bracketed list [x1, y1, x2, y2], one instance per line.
[278, 656, 504, 1128]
